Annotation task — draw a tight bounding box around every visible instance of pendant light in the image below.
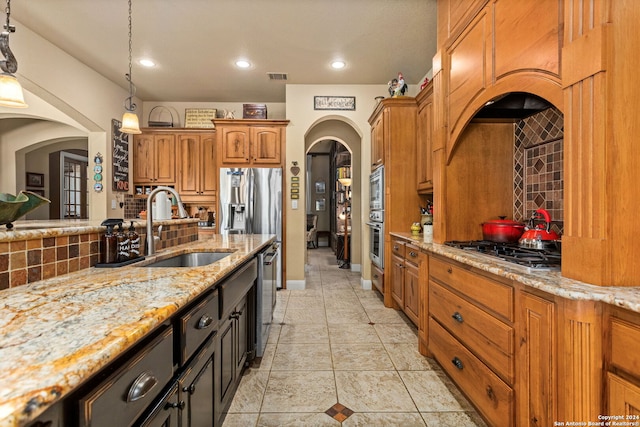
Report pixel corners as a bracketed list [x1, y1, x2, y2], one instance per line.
[119, 0, 141, 134]
[0, 0, 28, 108]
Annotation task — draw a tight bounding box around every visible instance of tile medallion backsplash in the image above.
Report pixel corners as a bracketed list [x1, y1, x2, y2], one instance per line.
[514, 107, 564, 234]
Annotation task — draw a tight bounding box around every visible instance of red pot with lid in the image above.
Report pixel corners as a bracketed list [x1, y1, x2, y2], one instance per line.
[481, 216, 525, 243]
[518, 208, 560, 249]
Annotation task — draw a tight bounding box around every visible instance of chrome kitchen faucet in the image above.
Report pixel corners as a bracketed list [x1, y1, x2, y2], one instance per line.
[146, 186, 189, 256]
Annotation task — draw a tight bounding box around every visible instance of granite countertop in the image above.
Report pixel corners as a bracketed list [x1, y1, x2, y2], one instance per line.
[390, 232, 640, 314]
[0, 233, 275, 427]
[0, 218, 200, 242]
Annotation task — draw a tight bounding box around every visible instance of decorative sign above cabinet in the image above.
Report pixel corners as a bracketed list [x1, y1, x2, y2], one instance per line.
[185, 108, 216, 128]
[314, 96, 356, 111]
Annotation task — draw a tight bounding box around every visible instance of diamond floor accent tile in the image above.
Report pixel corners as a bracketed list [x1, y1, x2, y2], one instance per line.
[325, 402, 354, 422]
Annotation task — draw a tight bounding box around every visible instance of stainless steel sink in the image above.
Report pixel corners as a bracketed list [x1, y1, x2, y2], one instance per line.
[140, 251, 233, 267]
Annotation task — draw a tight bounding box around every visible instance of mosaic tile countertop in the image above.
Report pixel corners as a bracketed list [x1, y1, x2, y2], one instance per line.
[0, 218, 199, 242]
[0, 233, 275, 427]
[391, 232, 640, 313]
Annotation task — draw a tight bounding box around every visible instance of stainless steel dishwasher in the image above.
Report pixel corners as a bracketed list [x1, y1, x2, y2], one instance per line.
[256, 243, 279, 357]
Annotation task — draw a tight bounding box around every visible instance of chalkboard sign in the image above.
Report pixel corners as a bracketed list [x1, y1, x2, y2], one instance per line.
[112, 119, 130, 192]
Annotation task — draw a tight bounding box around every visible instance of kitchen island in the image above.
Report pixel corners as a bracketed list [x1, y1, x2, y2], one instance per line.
[390, 231, 640, 426]
[0, 233, 274, 427]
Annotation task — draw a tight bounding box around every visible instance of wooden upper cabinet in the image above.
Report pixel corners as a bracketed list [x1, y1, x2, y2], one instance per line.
[370, 111, 385, 170]
[133, 132, 176, 184]
[177, 133, 216, 201]
[252, 127, 281, 164]
[416, 83, 434, 193]
[214, 119, 289, 167]
[219, 127, 250, 164]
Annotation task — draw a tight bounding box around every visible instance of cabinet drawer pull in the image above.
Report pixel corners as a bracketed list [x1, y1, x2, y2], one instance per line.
[197, 314, 213, 329]
[451, 312, 464, 323]
[127, 371, 158, 402]
[165, 400, 186, 410]
[447, 267, 453, 274]
[393, 245, 399, 250]
[486, 385, 495, 402]
[373, 274, 379, 279]
[451, 357, 464, 370]
[409, 251, 418, 257]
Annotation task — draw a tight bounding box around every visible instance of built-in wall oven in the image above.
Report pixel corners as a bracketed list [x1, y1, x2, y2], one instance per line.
[369, 166, 384, 211]
[368, 166, 385, 269]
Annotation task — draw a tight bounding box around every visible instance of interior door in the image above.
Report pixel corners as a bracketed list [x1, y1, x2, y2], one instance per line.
[61, 153, 88, 219]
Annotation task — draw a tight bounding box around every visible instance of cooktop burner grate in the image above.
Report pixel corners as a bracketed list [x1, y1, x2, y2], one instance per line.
[445, 240, 561, 270]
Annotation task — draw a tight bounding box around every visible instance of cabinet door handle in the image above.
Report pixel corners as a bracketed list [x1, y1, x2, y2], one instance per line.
[451, 357, 464, 370]
[373, 274, 379, 279]
[127, 371, 158, 402]
[447, 267, 453, 274]
[451, 312, 464, 323]
[393, 245, 399, 250]
[197, 314, 213, 329]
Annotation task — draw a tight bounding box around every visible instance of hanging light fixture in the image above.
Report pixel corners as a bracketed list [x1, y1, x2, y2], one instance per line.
[0, 0, 28, 108]
[119, 0, 141, 134]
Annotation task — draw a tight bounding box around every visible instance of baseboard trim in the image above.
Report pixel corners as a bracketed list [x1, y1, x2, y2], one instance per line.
[286, 280, 306, 290]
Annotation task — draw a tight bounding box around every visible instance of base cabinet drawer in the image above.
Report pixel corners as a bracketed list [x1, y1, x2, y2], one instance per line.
[429, 318, 514, 427]
[430, 256, 513, 321]
[178, 289, 219, 366]
[78, 327, 174, 427]
[429, 281, 514, 383]
[611, 317, 640, 376]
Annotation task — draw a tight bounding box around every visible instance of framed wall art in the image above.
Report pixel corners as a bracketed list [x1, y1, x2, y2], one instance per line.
[314, 96, 356, 111]
[26, 172, 44, 187]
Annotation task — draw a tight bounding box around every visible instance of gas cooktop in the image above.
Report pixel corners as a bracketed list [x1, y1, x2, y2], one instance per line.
[445, 240, 561, 270]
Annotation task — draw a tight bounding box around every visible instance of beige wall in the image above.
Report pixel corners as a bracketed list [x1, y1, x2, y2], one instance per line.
[1, 19, 138, 220]
[141, 102, 286, 125]
[284, 84, 420, 288]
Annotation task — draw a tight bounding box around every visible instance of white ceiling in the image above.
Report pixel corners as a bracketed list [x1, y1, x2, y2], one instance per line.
[12, 0, 438, 103]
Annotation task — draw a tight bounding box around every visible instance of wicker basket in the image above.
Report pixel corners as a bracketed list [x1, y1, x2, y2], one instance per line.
[148, 106, 175, 127]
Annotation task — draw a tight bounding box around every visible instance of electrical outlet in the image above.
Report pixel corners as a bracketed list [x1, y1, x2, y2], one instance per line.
[292, 200, 298, 209]
[111, 199, 117, 209]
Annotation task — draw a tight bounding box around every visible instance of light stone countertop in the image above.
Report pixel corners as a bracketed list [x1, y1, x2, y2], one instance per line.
[0, 233, 275, 427]
[0, 218, 199, 242]
[390, 232, 640, 314]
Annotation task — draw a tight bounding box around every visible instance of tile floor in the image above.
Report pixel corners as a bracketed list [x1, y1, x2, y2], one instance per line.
[222, 247, 487, 427]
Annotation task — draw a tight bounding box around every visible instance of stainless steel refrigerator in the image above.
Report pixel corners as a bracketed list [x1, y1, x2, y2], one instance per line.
[219, 167, 282, 357]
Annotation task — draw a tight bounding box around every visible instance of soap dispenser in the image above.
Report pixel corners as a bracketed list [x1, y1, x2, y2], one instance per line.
[128, 221, 140, 259]
[116, 223, 130, 263]
[101, 223, 117, 264]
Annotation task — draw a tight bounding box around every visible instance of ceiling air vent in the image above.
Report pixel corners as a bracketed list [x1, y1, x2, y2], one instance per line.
[267, 72, 288, 81]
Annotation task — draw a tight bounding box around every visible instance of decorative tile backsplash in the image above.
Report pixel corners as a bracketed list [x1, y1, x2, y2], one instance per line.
[0, 222, 199, 289]
[513, 107, 564, 233]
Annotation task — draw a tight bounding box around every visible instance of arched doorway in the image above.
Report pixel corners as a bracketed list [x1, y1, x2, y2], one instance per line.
[303, 117, 363, 278]
[305, 140, 352, 268]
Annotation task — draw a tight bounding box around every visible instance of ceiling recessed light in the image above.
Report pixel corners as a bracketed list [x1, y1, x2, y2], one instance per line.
[331, 60, 346, 69]
[236, 60, 251, 69]
[139, 58, 156, 67]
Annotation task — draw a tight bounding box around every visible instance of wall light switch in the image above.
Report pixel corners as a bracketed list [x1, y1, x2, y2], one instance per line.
[111, 199, 117, 209]
[292, 200, 298, 209]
